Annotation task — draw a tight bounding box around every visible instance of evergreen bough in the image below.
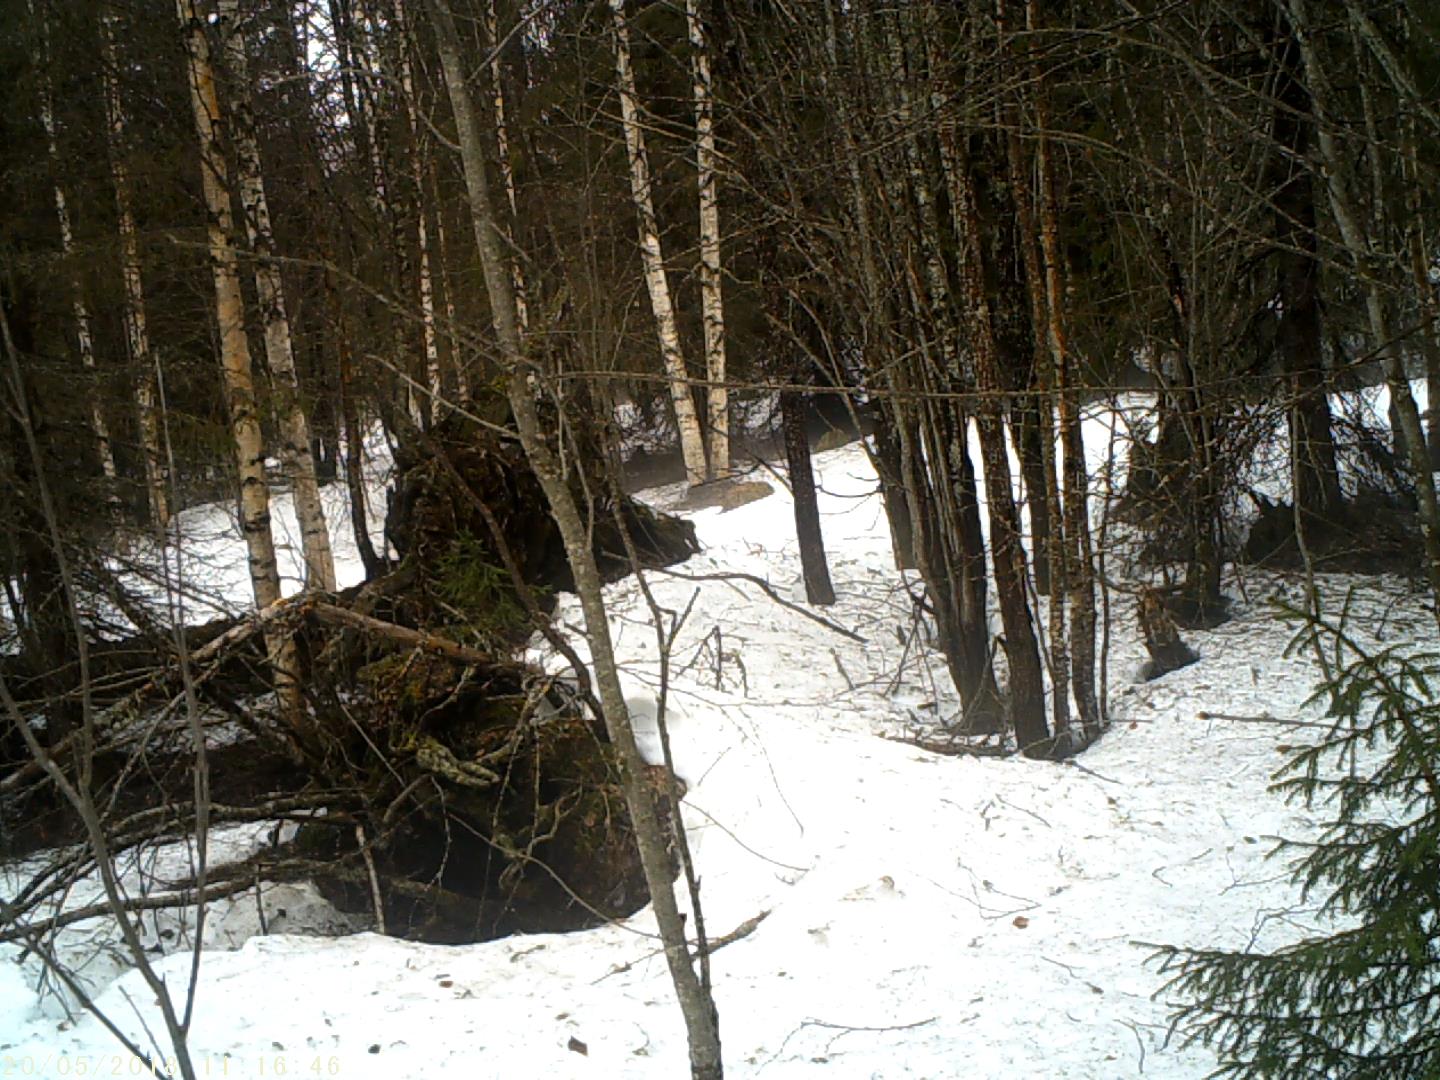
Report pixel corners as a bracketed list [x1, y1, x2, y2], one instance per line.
[1155, 602, 1440, 1078]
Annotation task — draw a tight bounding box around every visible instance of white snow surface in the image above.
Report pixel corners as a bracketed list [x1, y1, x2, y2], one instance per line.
[3, 421, 1433, 1078]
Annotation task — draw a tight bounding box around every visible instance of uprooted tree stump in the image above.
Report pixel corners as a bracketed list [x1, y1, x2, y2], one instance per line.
[383, 414, 698, 644]
[293, 648, 682, 943]
[2, 415, 700, 944]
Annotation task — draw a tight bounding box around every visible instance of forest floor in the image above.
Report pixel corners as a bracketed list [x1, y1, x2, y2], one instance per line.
[1, 403, 1433, 1078]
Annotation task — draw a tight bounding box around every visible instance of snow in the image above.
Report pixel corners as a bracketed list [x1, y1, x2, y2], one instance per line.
[2, 408, 1433, 1078]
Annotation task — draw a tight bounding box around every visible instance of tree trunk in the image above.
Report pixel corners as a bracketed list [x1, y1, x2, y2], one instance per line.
[688, 0, 729, 479]
[29, 0, 119, 503]
[426, 2, 723, 1073]
[483, 0, 530, 333]
[392, 0, 443, 425]
[1028, 15, 1099, 735]
[336, 0, 409, 427]
[1288, 0, 1440, 624]
[610, 0, 709, 488]
[100, 7, 168, 530]
[1011, 398, 1054, 597]
[997, 52, 1067, 736]
[329, 263, 384, 580]
[1272, 20, 1343, 525]
[217, 0, 337, 593]
[871, 404, 917, 570]
[943, 130, 1051, 755]
[818, 0, 914, 571]
[1403, 114, 1440, 469]
[947, 411, 1004, 731]
[2, 296, 81, 752]
[177, 0, 301, 716]
[431, 162, 469, 403]
[781, 389, 835, 605]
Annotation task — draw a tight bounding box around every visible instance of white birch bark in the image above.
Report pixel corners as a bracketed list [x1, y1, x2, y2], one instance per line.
[29, 0, 119, 496]
[217, 0, 337, 593]
[101, 9, 168, 529]
[177, 0, 301, 708]
[610, 0, 709, 488]
[483, 0, 529, 332]
[392, 0, 443, 424]
[687, 0, 727, 478]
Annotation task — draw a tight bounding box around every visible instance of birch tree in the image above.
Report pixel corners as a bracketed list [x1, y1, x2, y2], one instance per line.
[483, 0, 529, 333]
[392, 0, 444, 424]
[426, 0, 724, 1072]
[687, 0, 728, 478]
[177, 0, 301, 709]
[217, 0, 337, 593]
[610, 0, 709, 488]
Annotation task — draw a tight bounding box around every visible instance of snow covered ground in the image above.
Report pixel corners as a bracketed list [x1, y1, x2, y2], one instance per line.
[2, 414, 1432, 1078]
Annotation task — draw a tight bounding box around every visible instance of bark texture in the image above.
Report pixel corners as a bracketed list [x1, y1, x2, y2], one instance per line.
[178, 0, 300, 709]
[100, 8, 168, 529]
[426, 1, 723, 1072]
[217, 0, 337, 593]
[610, 0, 709, 487]
[688, 0, 729, 479]
[781, 389, 836, 606]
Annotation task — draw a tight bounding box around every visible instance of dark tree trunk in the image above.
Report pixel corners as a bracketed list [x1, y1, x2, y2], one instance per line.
[943, 142, 1050, 753]
[1273, 22, 1343, 524]
[949, 417, 1003, 728]
[782, 389, 835, 606]
[1063, 416, 1100, 730]
[871, 401, 916, 570]
[1012, 395, 1052, 596]
[3, 300, 80, 751]
[974, 410, 1050, 753]
[898, 399, 1003, 733]
[335, 285, 383, 580]
[1154, 229, 1225, 624]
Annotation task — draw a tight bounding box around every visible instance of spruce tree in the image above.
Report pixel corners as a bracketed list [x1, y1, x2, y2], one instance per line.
[1155, 603, 1440, 1078]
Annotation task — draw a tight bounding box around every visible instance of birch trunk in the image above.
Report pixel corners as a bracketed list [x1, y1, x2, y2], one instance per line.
[1287, 0, 1440, 620]
[29, 0, 119, 499]
[177, 0, 301, 712]
[392, 0, 443, 424]
[610, 0, 709, 488]
[217, 0, 337, 593]
[687, 0, 728, 479]
[101, 9, 168, 529]
[426, 1, 722, 1072]
[483, 0, 529, 332]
